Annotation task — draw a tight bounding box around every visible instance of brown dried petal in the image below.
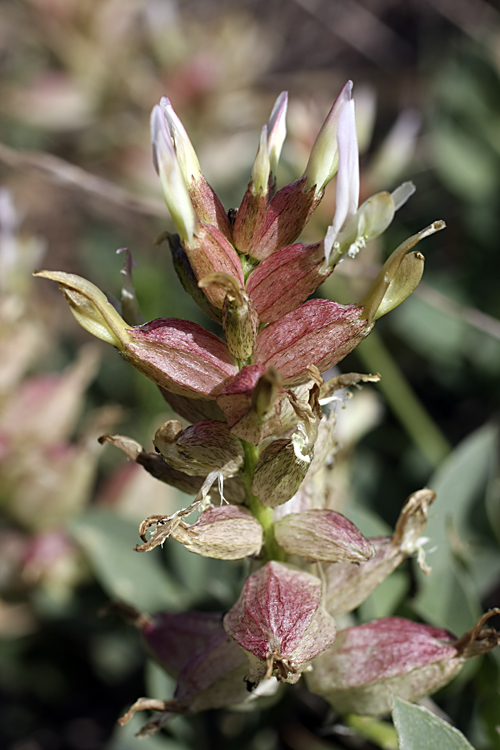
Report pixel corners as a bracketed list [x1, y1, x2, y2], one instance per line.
[306, 617, 458, 716]
[247, 242, 330, 323]
[224, 561, 336, 683]
[274, 510, 374, 563]
[98, 433, 204, 496]
[254, 299, 372, 386]
[171, 506, 263, 559]
[122, 318, 237, 398]
[251, 438, 311, 508]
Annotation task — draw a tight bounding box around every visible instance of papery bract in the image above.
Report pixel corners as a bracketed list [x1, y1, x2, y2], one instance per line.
[122, 318, 237, 398]
[251, 438, 311, 508]
[170, 506, 263, 560]
[274, 510, 375, 563]
[246, 242, 329, 323]
[254, 299, 372, 385]
[305, 617, 459, 716]
[224, 561, 336, 684]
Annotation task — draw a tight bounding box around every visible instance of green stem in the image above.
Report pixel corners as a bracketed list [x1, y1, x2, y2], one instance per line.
[242, 441, 286, 562]
[356, 329, 452, 469]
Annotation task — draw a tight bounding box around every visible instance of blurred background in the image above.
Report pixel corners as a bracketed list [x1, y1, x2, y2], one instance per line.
[1, 0, 500, 748]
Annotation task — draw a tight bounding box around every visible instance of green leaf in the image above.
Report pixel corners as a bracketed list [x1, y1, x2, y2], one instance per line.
[413, 425, 498, 632]
[393, 697, 476, 750]
[70, 510, 185, 613]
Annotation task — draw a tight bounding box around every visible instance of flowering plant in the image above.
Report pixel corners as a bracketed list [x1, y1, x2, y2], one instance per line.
[36, 83, 499, 738]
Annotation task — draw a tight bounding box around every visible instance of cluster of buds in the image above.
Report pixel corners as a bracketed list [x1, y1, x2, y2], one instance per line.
[35, 84, 498, 734]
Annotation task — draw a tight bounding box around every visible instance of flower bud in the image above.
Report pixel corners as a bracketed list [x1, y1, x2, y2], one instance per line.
[251, 438, 311, 507]
[217, 365, 290, 445]
[170, 505, 263, 559]
[233, 92, 288, 253]
[306, 612, 500, 717]
[274, 510, 374, 563]
[199, 273, 259, 360]
[33, 271, 130, 349]
[160, 97, 232, 240]
[303, 81, 353, 195]
[322, 96, 359, 266]
[360, 221, 445, 323]
[254, 299, 372, 386]
[151, 104, 198, 243]
[267, 91, 288, 181]
[223, 561, 337, 684]
[154, 419, 244, 477]
[246, 242, 330, 324]
[122, 318, 237, 398]
[324, 489, 435, 616]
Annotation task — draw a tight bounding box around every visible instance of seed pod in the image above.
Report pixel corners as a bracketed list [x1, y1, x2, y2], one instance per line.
[305, 612, 500, 717]
[170, 506, 263, 560]
[223, 561, 337, 684]
[251, 438, 311, 508]
[274, 510, 374, 563]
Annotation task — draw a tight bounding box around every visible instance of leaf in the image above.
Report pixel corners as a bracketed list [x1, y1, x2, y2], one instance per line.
[393, 696, 476, 750]
[413, 425, 498, 632]
[70, 510, 185, 613]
